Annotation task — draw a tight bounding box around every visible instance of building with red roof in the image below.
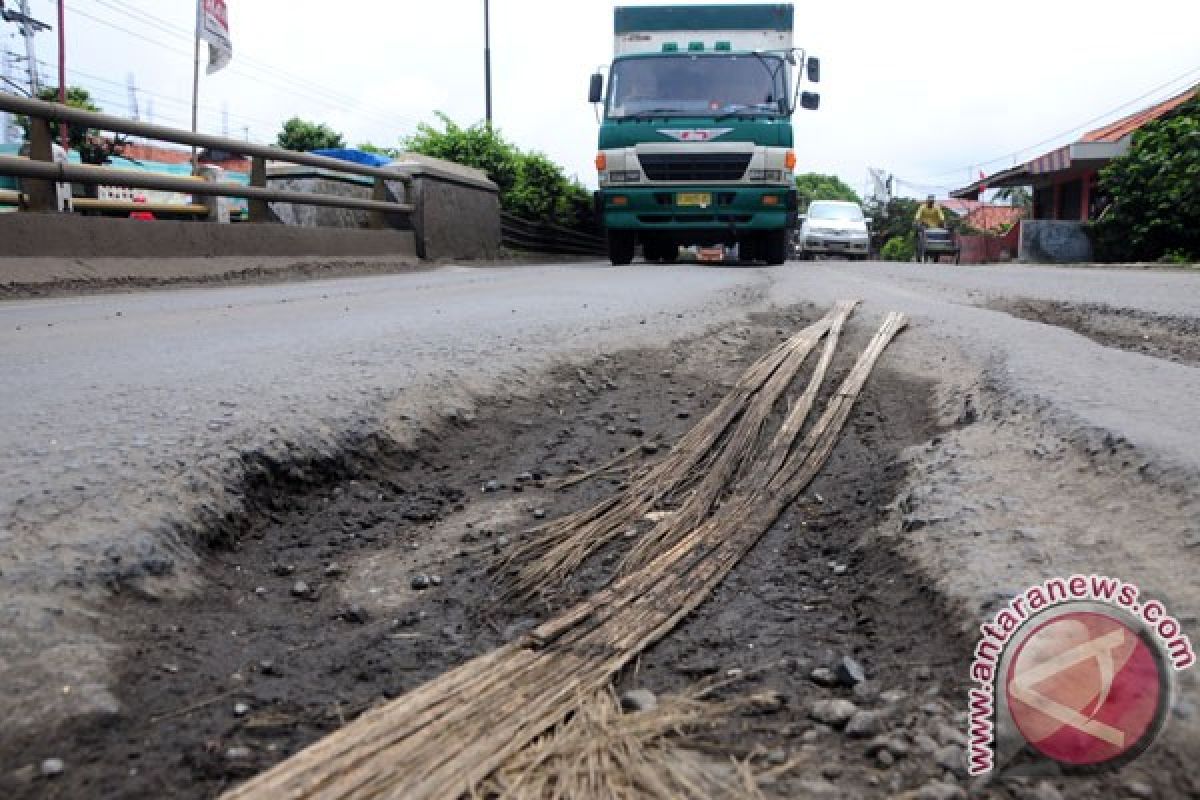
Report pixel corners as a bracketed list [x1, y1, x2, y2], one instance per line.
[952, 83, 1198, 222]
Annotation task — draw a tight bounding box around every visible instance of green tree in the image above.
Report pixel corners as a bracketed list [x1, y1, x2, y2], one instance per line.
[276, 117, 345, 151]
[794, 172, 861, 211]
[994, 185, 1032, 210]
[403, 113, 594, 230]
[864, 197, 917, 253]
[17, 86, 101, 151]
[1089, 98, 1200, 262]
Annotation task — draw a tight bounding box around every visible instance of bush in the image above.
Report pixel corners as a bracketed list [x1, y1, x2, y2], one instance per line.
[1088, 97, 1200, 262]
[18, 86, 132, 164]
[403, 113, 594, 230]
[880, 235, 915, 262]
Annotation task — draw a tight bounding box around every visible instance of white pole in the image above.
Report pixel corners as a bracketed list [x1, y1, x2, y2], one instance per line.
[18, 0, 39, 94]
[0, 48, 10, 143]
[190, 5, 201, 173]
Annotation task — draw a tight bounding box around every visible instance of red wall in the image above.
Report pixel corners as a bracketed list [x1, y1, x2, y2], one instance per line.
[957, 224, 1020, 264]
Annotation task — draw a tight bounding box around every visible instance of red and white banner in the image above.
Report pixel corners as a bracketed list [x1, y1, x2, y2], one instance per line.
[197, 0, 232, 75]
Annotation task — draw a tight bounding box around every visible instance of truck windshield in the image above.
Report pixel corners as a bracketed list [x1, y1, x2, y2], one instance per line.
[607, 54, 788, 119]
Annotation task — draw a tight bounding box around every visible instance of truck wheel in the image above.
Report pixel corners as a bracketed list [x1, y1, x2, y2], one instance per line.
[607, 231, 635, 266]
[763, 229, 787, 266]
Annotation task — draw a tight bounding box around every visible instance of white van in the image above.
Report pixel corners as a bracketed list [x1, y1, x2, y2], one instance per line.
[797, 201, 869, 260]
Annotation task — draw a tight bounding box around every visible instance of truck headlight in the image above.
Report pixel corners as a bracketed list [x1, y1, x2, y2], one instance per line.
[747, 169, 783, 181]
[607, 170, 642, 183]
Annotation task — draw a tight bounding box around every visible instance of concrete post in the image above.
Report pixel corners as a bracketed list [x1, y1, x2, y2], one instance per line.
[248, 155, 270, 222]
[196, 165, 230, 223]
[25, 118, 58, 212]
[368, 176, 388, 229]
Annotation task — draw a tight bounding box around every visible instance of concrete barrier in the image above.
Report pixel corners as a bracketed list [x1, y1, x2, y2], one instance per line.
[265, 155, 501, 261]
[1019, 220, 1093, 263]
[265, 168, 410, 229]
[0, 213, 417, 259]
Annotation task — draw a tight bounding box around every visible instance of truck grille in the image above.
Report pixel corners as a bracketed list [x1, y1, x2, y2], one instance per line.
[638, 153, 752, 182]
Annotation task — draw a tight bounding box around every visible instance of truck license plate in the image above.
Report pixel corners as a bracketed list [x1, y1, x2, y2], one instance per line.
[676, 192, 712, 208]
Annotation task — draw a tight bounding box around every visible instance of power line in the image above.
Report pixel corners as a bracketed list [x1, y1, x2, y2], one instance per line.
[36, 56, 278, 132]
[924, 64, 1200, 181]
[86, 0, 368, 112]
[68, 0, 422, 133]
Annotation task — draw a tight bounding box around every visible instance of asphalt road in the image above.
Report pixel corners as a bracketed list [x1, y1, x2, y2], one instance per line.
[3, 259, 1200, 737]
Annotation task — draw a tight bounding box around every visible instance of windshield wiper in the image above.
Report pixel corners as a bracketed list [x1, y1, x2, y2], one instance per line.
[621, 108, 688, 119]
[714, 104, 779, 121]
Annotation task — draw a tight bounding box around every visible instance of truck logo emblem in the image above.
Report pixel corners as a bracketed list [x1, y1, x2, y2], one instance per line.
[658, 128, 733, 142]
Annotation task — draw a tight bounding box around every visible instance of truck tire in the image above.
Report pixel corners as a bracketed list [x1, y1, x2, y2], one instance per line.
[607, 230, 635, 266]
[763, 229, 787, 266]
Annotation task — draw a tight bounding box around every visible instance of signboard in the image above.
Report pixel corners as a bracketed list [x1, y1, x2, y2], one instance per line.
[197, 0, 232, 75]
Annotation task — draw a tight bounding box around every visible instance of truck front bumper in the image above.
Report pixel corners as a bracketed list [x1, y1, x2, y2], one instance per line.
[597, 187, 797, 231]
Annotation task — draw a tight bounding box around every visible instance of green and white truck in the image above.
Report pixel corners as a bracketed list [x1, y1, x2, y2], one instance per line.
[588, 4, 820, 266]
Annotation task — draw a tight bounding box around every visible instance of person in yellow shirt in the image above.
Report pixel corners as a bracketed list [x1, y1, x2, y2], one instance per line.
[914, 194, 946, 229]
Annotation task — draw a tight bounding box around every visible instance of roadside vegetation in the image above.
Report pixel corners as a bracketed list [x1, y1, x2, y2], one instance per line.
[15, 85, 122, 164]
[274, 114, 595, 231]
[793, 172, 860, 212]
[398, 114, 594, 231]
[275, 117, 345, 152]
[1089, 97, 1200, 264]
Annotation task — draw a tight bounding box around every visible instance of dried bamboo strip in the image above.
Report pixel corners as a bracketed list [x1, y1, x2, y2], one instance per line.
[620, 299, 858, 573]
[494, 304, 848, 601]
[221, 310, 905, 800]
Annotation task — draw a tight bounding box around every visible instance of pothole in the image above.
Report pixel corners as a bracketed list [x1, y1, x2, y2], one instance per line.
[988, 298, 1200, 367]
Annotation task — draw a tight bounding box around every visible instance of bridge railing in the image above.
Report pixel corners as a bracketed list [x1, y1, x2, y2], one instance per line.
[500, 211, 607, 256]
[0, 92, 413, 227]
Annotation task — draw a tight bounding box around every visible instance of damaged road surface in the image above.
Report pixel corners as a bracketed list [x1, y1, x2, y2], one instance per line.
[2, 260, 1200, 798]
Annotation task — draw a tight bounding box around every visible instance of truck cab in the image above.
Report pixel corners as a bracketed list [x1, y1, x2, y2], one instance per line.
[590, 4, 819, 266]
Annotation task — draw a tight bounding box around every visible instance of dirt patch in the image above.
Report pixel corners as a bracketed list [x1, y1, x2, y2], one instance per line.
[990, 297, 1200, 367]
[1, 307, 1191, 799]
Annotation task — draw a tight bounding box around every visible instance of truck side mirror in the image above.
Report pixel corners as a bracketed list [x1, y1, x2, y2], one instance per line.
[588, 73, 604, 104]
[800, 92, 820, 111]
[806, 57, 821, 83]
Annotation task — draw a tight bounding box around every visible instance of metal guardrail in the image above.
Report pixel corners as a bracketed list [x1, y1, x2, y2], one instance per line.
[500, 211, 607, 256]
[0, 92, 414, 225]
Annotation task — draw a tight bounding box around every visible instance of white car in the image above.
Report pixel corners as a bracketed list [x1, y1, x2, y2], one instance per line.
[797, 201, 870, 260]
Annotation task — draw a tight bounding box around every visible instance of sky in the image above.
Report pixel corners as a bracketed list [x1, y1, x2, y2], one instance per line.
[2, 0, 1198, 198]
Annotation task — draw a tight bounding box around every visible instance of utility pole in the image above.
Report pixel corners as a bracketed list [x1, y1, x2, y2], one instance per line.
[483, 0, 492, 127]
[127, 73, 139, 120]
[16, 0, 39, 94]
[55, 0, 67, 147]
[0, 47, 11, 143]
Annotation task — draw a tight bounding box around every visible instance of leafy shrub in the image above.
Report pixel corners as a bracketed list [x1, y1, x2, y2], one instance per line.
[881, 235, 915, 262]
[1088, 97, 1200, 262]
[401, 113, 594, 230]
